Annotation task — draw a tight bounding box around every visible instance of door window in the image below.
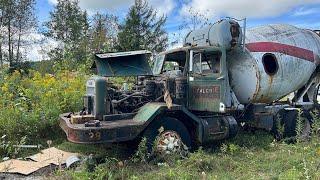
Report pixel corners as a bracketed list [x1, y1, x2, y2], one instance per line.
[192, 53, 202, 74]
[191, 51, 221, 75]
[204, 53, 221, 74]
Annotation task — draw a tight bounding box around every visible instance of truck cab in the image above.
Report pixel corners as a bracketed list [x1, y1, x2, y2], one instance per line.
[153, 46, 230, 113]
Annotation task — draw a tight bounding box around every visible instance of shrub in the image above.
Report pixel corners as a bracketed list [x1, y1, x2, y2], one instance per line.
[310, 110, 320, 136]
[0, 69, 86, 156]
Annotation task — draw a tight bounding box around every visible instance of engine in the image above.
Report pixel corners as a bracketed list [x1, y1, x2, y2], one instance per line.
[82, 75, 188, 120]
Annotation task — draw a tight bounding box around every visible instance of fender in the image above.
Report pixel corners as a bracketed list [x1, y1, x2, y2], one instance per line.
[134, 102, 205, 144]
[134, 102, 237, 144]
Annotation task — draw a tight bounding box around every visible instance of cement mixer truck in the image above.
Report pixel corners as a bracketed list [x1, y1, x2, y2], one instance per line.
[59, 19, 320, 153]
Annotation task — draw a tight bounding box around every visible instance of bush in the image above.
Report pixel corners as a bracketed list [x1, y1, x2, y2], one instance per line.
[0, 69, 86, 156]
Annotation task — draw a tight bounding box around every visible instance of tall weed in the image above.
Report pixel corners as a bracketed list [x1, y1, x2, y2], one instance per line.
[0, 69, 86, 156]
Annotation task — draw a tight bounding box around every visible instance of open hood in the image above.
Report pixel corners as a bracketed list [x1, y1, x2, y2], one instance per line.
[92, 50, 153, 77]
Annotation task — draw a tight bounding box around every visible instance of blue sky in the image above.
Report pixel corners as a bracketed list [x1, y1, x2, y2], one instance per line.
[36, 0, 53, 24]
[36, 0, 320, 33]
[24, 0, 320, 61]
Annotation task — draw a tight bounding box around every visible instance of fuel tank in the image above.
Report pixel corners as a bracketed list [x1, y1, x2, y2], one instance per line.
[184, 19, 242, 50]
[228, 24, 320, 104]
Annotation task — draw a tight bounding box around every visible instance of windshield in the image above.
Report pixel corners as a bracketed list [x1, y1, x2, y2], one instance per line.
[153, 51, 187, 75]
[152, 54, 165, 75]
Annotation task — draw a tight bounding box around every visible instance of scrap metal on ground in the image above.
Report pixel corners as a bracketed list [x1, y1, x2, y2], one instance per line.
[0, 147, 79, 175]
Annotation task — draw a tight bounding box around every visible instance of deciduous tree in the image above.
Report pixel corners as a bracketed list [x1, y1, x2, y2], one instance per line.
[45, 0, 89, 63]
[0, 0, 37, 67]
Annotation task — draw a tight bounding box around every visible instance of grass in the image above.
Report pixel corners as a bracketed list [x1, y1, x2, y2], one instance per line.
[52, 129, 320, 180]
[1, 68, 319, 179]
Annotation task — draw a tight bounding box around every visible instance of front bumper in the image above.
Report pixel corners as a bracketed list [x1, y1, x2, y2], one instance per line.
[59, 113, 145, 144]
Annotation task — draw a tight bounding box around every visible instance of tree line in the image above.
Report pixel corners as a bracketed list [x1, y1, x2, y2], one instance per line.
[0, 0, 168, 68]
[0, 0, 36, 67]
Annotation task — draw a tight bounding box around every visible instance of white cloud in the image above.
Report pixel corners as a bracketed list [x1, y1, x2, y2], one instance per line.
[48, 0, 57, 5]
[78, 0, 134, 11]
[293, 7, 319, 16]
[48, 0, 175, 16]
[0, 26, 58, 61]
[180, 0, 320, 19]
[149, 0, 176, 16]
[21, 31, 59, 61]
[47, 0, 134, 11]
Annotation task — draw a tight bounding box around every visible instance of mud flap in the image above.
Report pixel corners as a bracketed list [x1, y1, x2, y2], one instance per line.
[202, 116, 238, 143]
[225, 116, 238, 139]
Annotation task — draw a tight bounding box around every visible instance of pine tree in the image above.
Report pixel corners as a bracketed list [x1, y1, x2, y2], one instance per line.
[117, 0, 168, 52]
[90, 12, 118, 53]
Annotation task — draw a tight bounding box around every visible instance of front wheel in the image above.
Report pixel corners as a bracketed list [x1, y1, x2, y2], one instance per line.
[143, 117, 192, 155]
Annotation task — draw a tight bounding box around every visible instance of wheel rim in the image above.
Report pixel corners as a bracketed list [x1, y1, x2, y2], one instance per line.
[156, 130, 185, 154]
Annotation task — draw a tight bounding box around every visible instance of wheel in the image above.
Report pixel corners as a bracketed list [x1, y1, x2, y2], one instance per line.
[143, 117, 192, 155]
[283, 110, 299, 138]
[278, 109, 311, 142]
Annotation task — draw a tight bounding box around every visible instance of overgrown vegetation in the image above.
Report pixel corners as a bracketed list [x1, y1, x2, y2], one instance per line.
[0, 67, 86, 157]
[52, 129, 320, 179]
[49, 112, 320, 179]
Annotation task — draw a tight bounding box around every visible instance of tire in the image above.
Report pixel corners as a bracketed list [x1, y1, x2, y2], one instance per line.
[281, 109, 311, 142]
[142, 116, 192, 154]
[283, 110, 298, 138]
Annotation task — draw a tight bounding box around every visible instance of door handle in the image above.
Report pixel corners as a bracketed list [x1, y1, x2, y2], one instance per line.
[217, 76, 225, 80]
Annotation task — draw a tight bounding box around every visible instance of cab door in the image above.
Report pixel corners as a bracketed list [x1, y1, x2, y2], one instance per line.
[187, 48, 227, 112]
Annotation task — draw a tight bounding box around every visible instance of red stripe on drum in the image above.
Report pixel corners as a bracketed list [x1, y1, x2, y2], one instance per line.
[246, 42, 316, 62]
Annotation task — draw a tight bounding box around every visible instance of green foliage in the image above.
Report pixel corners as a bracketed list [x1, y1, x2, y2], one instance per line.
[90, 12, 119, 54]
[295, 110, 305, 142]
[117, 0, 168, 52]
[0, 69, 86, 157]
[311, 109, 320, 136]
[53, 129, 320, 179]
[45, 0, 90, 64]
[0, 0, 37, 65]
[0, 135, 26, 158]
[132, 137, 148, 163]
[45, 0, 88, 44]
[220, 143, 240, 155]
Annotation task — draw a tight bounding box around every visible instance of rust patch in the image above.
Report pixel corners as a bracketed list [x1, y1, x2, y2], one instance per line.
[257, 75, 274, 103]
[252, 61, 261, 102]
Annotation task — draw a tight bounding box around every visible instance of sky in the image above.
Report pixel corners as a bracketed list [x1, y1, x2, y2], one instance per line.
[29, 0, 320, 61]
[37, 0, 320, 30]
